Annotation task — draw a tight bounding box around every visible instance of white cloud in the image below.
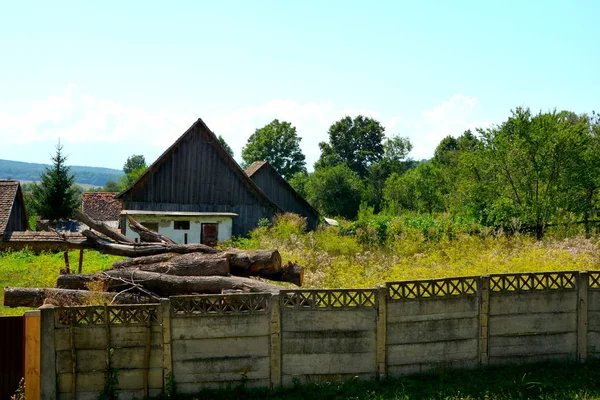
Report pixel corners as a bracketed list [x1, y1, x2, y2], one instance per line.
[0, 84, 190, 148]
[408, 94, 493, 159]
[0, 86, 494, 169]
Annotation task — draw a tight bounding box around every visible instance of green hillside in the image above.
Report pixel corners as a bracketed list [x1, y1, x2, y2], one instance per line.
[0, 159, 124, 187]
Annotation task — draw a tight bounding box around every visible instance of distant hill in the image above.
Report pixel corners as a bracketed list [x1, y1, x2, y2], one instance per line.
[0, 159, 124, 187]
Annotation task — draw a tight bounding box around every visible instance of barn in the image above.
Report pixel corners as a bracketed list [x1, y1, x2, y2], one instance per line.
[115, 118, 281, 242]
[0, 180, 28, 234]
[246, 161, 319, 230]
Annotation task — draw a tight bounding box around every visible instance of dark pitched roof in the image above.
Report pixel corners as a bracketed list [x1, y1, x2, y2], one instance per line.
[82, 192, 122, 221]
[115, 118, 280, 211]
[0, 180, 21, 232]
[245, 161, 268, 177]
[245, 161, 319, 218]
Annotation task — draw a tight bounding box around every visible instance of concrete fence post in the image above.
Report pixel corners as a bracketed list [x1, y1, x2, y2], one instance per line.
[39, 306, 56, 400]
[478, 275, 490, 366]
[376, 285, 387, 379]
[160, 298, 173, 388]
[577, 271, 589, 362]
[270, 294, 282, 388]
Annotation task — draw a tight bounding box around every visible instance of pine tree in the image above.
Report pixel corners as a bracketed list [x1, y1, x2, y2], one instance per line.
[31, 141, 79, 221]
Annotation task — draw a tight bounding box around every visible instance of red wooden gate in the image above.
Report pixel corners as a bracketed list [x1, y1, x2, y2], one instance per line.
[0, 316, 24, 400]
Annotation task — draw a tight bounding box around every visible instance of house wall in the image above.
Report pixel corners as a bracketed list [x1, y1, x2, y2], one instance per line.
[123, 215, 233, 244]
[119, 124, 277, 237]
[249, 168, 319, 230]
[38, 271, 598, 398]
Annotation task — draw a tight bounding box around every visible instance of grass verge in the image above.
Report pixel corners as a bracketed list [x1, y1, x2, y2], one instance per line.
[164, 361, 600, 400]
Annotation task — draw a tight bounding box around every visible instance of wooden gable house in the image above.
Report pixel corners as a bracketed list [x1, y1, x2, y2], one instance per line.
[115, 119, 281, 239]
[0, 180, 28, 234]
[246, 161, 320, 230]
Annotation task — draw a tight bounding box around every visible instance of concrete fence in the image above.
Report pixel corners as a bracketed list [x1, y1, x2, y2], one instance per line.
[29, 270, 600, 399]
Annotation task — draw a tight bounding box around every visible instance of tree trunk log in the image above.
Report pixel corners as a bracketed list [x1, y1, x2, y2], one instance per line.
[73, 209, 133, 243]
[126, 215, 176, 244]
[58, 270, 282, 296]
[112, 253, 230, 276]
[225, 249, 282, 274]
[81, 230, 220, 257]
[112, 253, 180, 268]
[258, 262, 303, 287]
[3, 287, 157, 308]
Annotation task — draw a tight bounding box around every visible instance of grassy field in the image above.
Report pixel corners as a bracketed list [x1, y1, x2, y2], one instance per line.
[0, 249, 121, 315]
[159, 361, 600, 399]
[2, 214, 600, 315]
[230, 214, 600, 289]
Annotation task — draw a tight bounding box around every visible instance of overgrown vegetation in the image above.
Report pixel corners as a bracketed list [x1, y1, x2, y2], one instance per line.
[229, 213, 600, 289]
[156, 360, 600, 400]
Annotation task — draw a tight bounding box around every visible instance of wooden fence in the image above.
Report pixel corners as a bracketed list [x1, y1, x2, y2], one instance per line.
[22, 270, 600, 399]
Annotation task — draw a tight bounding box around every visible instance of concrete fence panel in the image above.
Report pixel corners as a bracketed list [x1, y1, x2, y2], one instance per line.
[280, 289, 378, 385]
[386, 277, 480, 375]
[169, 293, 273, 392]
[587, 272, 600, 357]
[36, 270, 600, 398]
[51, 304, 163, 400]
[487, 272, 578, 365]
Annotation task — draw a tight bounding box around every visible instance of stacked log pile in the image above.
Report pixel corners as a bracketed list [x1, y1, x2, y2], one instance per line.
[3, 211, 303, 308]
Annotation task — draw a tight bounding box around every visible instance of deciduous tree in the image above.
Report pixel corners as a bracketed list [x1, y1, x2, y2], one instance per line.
[306, 164, 364, 219]
[316, 115, 386, 177]
[242, 120, 306, 179]
[123, 155, 147, 175]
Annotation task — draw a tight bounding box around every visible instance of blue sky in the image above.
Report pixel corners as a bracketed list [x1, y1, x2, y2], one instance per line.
[0, 0, 598, 171]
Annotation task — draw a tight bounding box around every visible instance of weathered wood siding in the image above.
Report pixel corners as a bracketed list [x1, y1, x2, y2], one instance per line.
[7, 188, 27, 231]
[119, 122, 278, 237]
[249, 167, 319, 230]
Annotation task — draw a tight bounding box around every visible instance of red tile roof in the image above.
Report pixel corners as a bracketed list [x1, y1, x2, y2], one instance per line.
[82, 192, 122, 222]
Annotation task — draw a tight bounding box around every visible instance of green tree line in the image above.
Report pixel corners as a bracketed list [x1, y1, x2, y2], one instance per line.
[241, 108, 600, 239]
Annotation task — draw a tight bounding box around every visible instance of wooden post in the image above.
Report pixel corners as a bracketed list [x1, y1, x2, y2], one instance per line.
[24, 310, 41, 400]
[63, 251, 70, 274]
[376, 285, 387, 379]
[160, 299, 173, 390]
[78, 249, 84, 274]
[478, 275, 490, 366]
[39, 306, 56, 400]
[269, 294, 282, 388]
[577, 271, 589, 362]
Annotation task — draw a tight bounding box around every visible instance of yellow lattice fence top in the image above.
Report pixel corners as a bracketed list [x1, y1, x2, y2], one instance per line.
[55, 304, 159, 327]
[281, 289, 376, 309]
[387, 277, 478, 300]
[588, 272, 600, 290]
[170, 293, 271, 316]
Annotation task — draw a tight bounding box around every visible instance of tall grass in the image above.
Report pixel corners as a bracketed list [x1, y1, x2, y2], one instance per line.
[3, 213, 599, 314]
[229, 213, 600, 289]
